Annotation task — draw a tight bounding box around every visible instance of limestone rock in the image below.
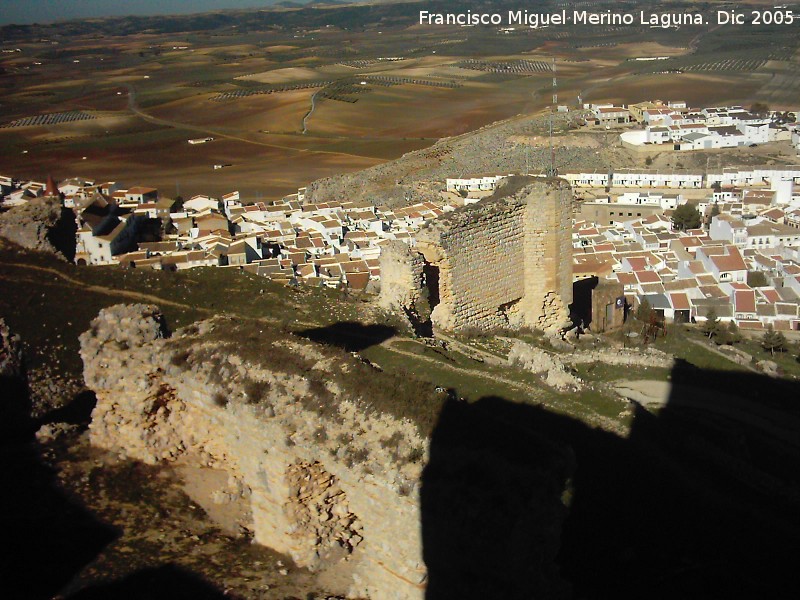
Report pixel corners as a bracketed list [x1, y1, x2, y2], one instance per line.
[0, 318, 23, 379]
[0, 197, 75, 259]
[507, 339, 582, 391]
[0, 319, 29, 435]
[35, 422, 80, 442]
[80, 306, 574, 600]
[756, 359, 779, 377]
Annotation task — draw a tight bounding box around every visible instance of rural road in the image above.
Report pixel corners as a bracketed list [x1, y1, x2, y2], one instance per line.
[301, 90, 320, 135]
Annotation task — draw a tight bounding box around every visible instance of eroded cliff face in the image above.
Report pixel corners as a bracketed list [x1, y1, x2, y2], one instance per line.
[80, 305, 573, 599]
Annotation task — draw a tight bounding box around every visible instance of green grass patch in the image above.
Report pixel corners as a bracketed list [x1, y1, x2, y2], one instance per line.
[362, 340, 629, 430]
[573, 362, 671, 384]
[0, 242, 361, 381]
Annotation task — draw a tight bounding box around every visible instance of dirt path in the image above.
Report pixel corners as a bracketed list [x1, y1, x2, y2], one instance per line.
[434, 332, 507, 366]
[378, 336, 625, 434]
[2, 262, 215, 313]
[686, 337, 759, 372]
[381, 336, 541, 397]
[0, 262, 321, 329]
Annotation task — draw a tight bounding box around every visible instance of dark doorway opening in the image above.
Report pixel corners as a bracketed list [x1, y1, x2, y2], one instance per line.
[423, 262, 440, 313]
[571, 276, 598, 328]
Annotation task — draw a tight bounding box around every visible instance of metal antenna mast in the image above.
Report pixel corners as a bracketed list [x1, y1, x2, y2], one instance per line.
[547, 57, 558, 177]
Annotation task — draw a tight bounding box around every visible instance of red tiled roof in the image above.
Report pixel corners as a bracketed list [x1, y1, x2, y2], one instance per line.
[635, 270, 661, 284]
[734, 290, 756, 313]
[670, 293, 690, 310]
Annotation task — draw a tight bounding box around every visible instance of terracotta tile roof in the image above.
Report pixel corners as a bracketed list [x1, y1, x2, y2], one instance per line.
[670, 292, 691, 310]
[635, 270, 661, 284]
[734, 290, 757, 313]
[710, 247, 747, 272]
[759, 288, 781, 303]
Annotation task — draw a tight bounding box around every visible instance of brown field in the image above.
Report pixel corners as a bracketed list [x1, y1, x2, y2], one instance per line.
[150, 91, 313, 134]
[2, 7, 798, 202]
[0, 128, 384, 199]
[574, 41, 690, 61]
[307, 79, 547, 138]
[584, 72, 767, 108]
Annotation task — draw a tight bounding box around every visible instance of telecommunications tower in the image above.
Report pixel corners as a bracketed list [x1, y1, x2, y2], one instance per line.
[546, 57, 558, 177]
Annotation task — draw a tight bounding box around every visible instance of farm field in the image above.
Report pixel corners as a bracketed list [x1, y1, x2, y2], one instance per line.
[1, 0, 799, 200]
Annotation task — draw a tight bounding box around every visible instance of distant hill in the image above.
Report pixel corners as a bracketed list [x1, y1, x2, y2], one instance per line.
[0, 0, 443, 38]
[275, 0, 350, 6]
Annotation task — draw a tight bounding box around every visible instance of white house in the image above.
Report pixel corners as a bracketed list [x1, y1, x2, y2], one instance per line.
[696, 245, 748, 283]
[710, 214, 748, 246]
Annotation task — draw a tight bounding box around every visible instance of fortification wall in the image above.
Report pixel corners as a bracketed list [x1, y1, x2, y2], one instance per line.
[520, 179, 573, 331]
[417, 198, 526, 332]
[395, 178, 573, 333]
[80, 305, 573, 599]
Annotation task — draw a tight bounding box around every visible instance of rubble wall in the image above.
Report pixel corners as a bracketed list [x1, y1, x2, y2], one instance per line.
[378, 240, 427, 320]
[80, 305, 427, 599]
[80, 305, 573, 599]
[411, 178, 572, 333]
[519, 179, 573, 331]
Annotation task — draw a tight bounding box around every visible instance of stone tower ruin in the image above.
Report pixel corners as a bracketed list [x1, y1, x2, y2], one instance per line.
[380, 177, 573, 334]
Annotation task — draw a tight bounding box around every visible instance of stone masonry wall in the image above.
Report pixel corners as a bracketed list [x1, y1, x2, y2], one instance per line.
[519, 179, 573, 331]
[80, 305, 427, 600]
[417, 200, 526, 332]
[80, 305, 573, 599]
[407, 177, 572, 333]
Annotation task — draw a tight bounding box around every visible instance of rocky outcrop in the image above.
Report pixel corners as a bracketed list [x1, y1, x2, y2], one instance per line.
[508, 339, 674, 391]
[507, 340, 582, 391]
[0, 318, 23, 379]
[81, 306, 428, 598]
[304, 111, 599, 208]
[0, 318, 29, 437]
[81, 305, 574, 599]
[0, 197, 76, 259]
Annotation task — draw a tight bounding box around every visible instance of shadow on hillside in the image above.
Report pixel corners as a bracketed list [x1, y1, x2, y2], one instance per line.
[296, 321, 396, 352]
[67, 564, 226, 600]
[48, 207, 78, 262]
[0, 375, 117, 600]
[421, 364, 800, 599]
[40, 390, 97, 428]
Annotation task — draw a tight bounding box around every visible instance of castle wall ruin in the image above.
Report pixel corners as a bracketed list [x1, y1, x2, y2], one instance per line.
[381, 177, 573, 333]
[80, 305, 573, 600]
